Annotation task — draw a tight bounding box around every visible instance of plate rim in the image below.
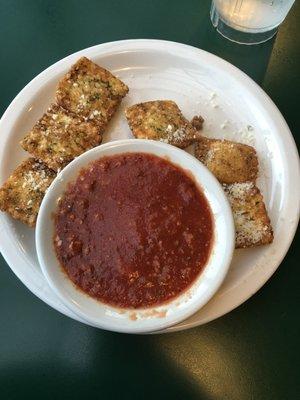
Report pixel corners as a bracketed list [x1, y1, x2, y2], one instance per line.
[0, 39, 299, 333]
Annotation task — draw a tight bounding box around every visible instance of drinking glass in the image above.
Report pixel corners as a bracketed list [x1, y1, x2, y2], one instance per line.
[210, 0, 295, 45]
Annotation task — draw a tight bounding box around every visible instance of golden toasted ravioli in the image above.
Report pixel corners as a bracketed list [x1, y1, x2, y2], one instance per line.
[0, 158, 56, 227]
[195, 137, 258, 184]
[21, 104, 102, 171]
[223, 182, 273, 248]
[56, 57, 128, 128]
[125, 100, 201, 148]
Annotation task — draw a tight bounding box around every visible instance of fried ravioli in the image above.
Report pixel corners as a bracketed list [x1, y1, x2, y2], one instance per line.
[56, 57, 128, 128]
[125, 100, 202, 148]
[223, 182, 273, 248]
[21, 104, 102, 171]
[0, 158, 56, 227]
[195, 137, 258, 184]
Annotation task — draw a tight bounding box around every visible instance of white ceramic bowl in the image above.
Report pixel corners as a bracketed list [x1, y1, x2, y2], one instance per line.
[36, 139, 235, 333]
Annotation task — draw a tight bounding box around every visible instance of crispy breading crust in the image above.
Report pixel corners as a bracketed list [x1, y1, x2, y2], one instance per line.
[21, 104, 102, 171]
[191, 115, 204, 131]
[125, 100, 202, 148]
[223, 182, 273, 248]
[56, 56, 128, 127]
[195, 137, 258, 184]
[0, 158, 56, 227]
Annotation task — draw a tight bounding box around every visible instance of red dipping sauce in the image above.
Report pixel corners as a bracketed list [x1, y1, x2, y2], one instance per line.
[54, 153, 213, 308]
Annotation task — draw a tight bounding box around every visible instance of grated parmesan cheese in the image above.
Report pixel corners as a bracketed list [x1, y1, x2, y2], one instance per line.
[223, 182, 273, 248]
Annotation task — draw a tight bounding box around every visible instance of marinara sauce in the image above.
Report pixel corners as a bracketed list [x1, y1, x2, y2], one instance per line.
[54, 153, 213, 308]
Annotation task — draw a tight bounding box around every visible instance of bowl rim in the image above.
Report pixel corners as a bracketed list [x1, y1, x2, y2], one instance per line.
[36, 139, 235, 333]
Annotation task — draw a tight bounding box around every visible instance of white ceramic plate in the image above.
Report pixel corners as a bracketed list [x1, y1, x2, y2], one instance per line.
[0, 39, 299, 333]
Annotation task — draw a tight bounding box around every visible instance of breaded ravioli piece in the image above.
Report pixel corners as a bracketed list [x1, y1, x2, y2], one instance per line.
[125, 100, 202, 148]
[223, 182, 273, 248]
[56, 57, 128, 127]
[195, 137, 258, 184]
[0, 158, 56, 227]
[21, 104, 102, 171]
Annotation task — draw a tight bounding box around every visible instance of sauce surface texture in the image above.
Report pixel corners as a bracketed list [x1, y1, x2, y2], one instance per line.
[54, 153, 213, 308]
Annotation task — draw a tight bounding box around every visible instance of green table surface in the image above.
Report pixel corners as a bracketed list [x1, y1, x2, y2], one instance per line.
[0, 1, 299, 399]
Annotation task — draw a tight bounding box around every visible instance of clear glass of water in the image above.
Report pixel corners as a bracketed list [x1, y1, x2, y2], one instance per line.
[210, 0, 295, 45]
